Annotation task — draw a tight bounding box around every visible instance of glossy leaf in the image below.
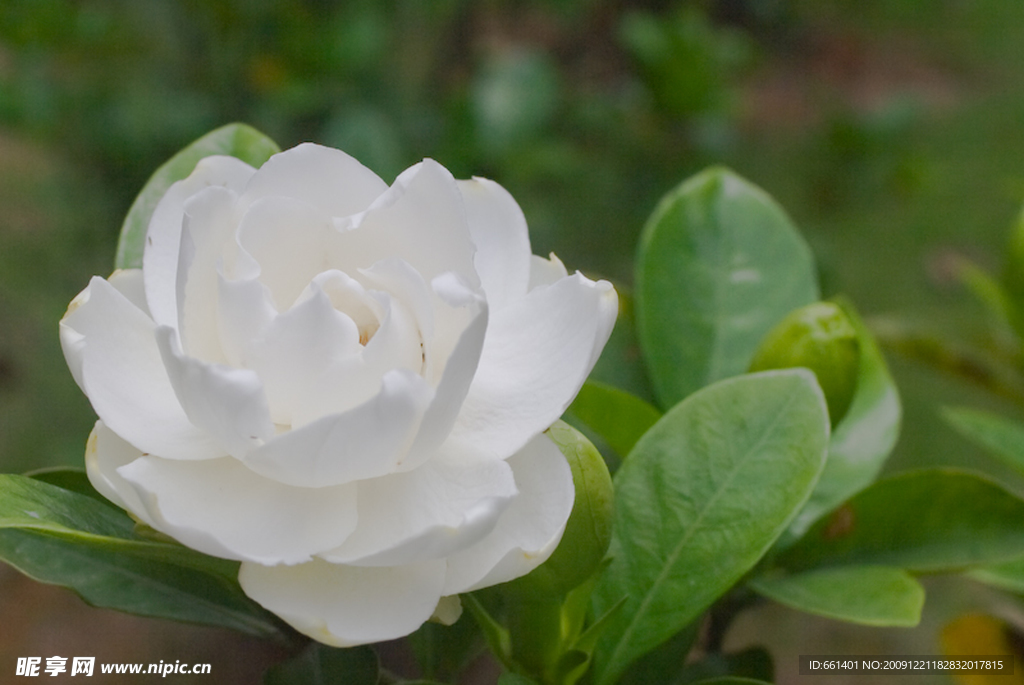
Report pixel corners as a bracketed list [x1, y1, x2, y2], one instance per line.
[567, 381, 661, 459]
[0, 475, 282, 638]
[780, 470, 1024, 573]
[25, 466, 113, 506]
[615, 623, 701, 685]
[264, 644, 378, 685]
[635, 167, 818, 409]
[552, 595, 628, 685]
[785, 300, 901, 539]
[942, 406, 1024, 476]
[115, 123, 280, 269]
[0, 474, 236, 577]
[749, 566, 924, 627]
[591, 370, 830, 685]
[0, 529, 280, 638]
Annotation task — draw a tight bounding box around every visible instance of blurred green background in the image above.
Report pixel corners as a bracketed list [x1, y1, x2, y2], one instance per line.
[4, 0, 1024, 682]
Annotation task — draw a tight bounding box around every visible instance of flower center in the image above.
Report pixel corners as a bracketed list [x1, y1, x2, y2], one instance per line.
[358, 322, 379, 346]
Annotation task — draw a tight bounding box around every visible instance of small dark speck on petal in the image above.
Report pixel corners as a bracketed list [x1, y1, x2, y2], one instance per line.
[147, 236, 153, 245]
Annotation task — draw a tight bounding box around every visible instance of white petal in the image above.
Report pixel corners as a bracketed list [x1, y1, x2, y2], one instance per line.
[359, 258, 435, 358]
[457, 177, 532, 311]
[238, 558, 447, 647]
[240, 142, 388, 219]
[84, 420, 154, 523]
[445, 273, 618, 461]
[117, 455, 358, 565]
[242, 369, 434, 488]
[176, 185, 242, 363]
[320, 454, 516, 567]
[443, 433, 574, 595]
[59, 277, 222, 460]
[156, 327, 274, 459]
[235, 196, 333, 310]
[107, 268, 149, 315]
[216, 270, 277, 368]
[404, 304, 488, 469]
[244, 285, 361, 425]
[329, 160, 479, 289]
[528, 253, 568, 290]
[358, 260, 490, 469]
[143, 156, 255, 331]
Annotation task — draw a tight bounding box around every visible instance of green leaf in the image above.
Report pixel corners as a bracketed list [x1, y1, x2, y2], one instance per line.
[779, 469, 1024, 573]
[567, 381, 661, 459]
[785, 300, 901, 539]
[615, 622, 701, 685]
[0, 474, 236, 577]
[0, 475, 282, 638]
[591, 369, 830, 685]
[967, 556, 1024, 594]
[635, 167, 818, 409]
[551, 650, 589, 685]
[0, 529, 280, 638]
[24, 466, 113, 506]
[749, 566, 924, 627]
[942, 406, 1024, 476]
[115, 123, 280, 269]
[570, 595, 627, 658]
[264, 644, 378, 685]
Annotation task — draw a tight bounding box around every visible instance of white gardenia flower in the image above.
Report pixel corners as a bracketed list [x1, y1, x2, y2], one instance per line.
[59, 143, 618, 646]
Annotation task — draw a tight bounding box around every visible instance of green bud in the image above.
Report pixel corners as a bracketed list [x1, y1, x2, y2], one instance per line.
[504, 421, 614, 600]
[749, 301, 860, 427]
[498, 422, 614, 679]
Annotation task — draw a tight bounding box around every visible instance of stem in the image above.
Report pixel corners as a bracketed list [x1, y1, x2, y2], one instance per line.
[463, 593, 515, 672]
[507, 596, 563, 681]
[378, 667, 402, 684]
[872, 320, 1024, 407]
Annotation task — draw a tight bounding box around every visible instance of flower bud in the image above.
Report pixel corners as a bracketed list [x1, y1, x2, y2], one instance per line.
[748, 302, 860, 427]
[503, 421, 614, 600]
